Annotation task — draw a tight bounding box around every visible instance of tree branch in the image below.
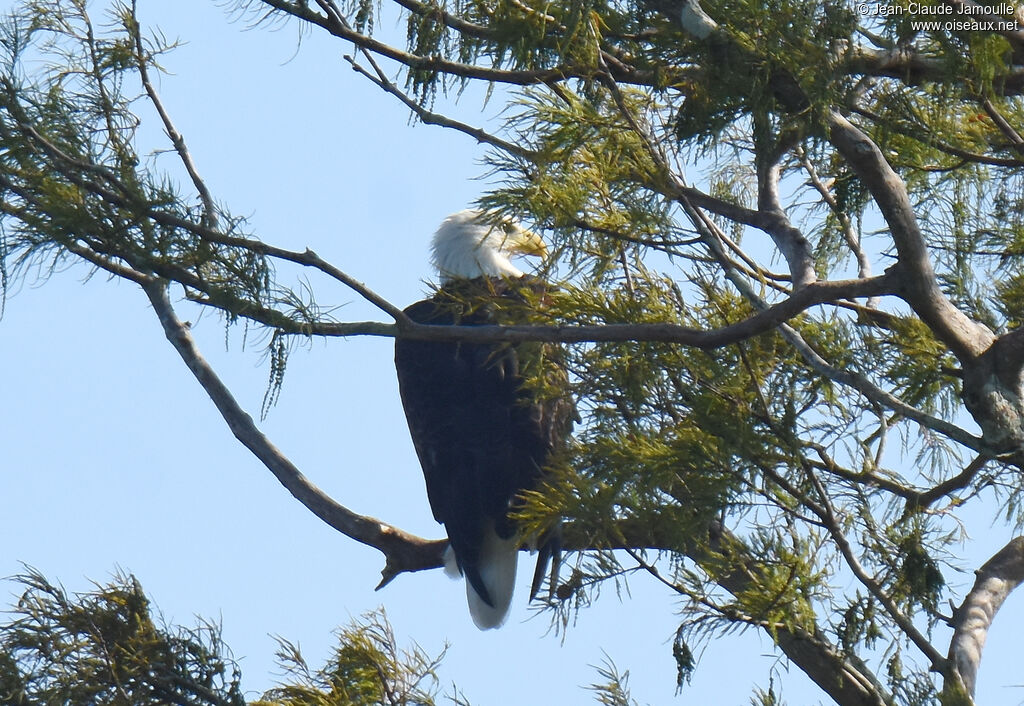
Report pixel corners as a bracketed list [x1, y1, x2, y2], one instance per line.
[945, 536, 1024, 701]
[702, 521, 892, 706]
[807, 455, 949, 674]
[797, 145, 874, 289]
[825, 110, 995, 362]
[139, 279, 443, 587]
[259, 0, 601, 87]
[844, 46, 1024, 97]
[343, 50, 535, 159]
[130, 0, 218, 229]
[849, 105, 1024, 169]
[754, 125, 816, 288]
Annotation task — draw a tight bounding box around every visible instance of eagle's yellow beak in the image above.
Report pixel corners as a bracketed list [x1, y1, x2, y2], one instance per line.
[509, 227, 548, 258]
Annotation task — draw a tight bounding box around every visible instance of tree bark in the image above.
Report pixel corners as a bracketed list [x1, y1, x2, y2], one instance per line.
[944, 536, 1024, 702]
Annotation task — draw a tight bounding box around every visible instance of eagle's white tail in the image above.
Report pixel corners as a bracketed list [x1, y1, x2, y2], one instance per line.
[465, 530, 519, 630]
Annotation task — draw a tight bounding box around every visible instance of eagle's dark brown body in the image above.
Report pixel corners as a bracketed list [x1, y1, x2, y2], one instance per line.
[395, 276, 573, 628]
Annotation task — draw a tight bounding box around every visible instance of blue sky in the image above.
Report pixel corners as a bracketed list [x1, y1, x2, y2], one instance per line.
[2, 1, 1024, 704]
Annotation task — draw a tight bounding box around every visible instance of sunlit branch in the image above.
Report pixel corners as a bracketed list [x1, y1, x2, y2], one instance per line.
[945, 536, 1024, 701]
[81, 4, 130, 161]
[827, 110, 996, 361]
[754, 125, 816, 288]
[63, 238, 154, 286]
[0, 100, 411, 322]
[698, 518, 892, 706]
[592, 61, 817, 288]
[665, 175, 984, 455]
[140, 279, 446, 588]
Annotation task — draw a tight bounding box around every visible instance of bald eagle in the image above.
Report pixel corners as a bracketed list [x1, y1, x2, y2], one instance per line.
[395, 210, 573, 630]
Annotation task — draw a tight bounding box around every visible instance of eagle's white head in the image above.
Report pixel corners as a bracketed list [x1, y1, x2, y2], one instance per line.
[431, 210, 547, 282]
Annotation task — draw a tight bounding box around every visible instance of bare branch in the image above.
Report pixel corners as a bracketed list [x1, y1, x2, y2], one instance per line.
[826, 110, 996, 361]
[130, 0, 217, 229]
[344, 51, 536, 159]
[945, 536, 1024, 701]
[139, 279, 444, 587]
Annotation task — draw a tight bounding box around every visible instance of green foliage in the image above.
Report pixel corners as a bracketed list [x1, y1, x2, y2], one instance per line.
[0, 569, 671, 706]
[586, 658, 640, 706]
[837, 594, 882, 654]
[254, 611, 447, 706]
[750, 677, 786, 706]
[0, 0, 316, 401]
[0, 568, 245, 706]
[671, 628, 695, 691]
[0, 569, 457, 706]
[888, 521, 948, 614]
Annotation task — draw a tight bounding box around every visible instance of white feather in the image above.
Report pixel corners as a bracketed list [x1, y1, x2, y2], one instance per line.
[465, 528, 519, 630]
[442, 544, 461, 580]
[430, 210, 525, 281]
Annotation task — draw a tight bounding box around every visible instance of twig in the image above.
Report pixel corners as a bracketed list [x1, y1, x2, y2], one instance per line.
[797, 144, 874, 294]
[130, 0, 218, 228]
[344, 48, 535, 159]
[806, 462, 949, 673]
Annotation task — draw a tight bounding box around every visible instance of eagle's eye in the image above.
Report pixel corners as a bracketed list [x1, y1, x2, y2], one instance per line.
[501, 221, 515, 234]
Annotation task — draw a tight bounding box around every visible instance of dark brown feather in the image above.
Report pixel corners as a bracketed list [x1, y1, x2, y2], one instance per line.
[395, 276, 573, 606]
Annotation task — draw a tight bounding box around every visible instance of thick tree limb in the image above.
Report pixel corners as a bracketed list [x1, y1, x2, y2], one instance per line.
[652, 0, 1002, 366]
[754, 129, 817, 288]
[944, 536, 1024, 702]
[845, 47, 1024, 97]
[825, 110, 996, 362]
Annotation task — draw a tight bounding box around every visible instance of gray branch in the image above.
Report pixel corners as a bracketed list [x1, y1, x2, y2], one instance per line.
[754, 129, 817, 288]
[140, 279, 445, 587]
[825, 110, 996, 362]
[945, 536, 1024, 701]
